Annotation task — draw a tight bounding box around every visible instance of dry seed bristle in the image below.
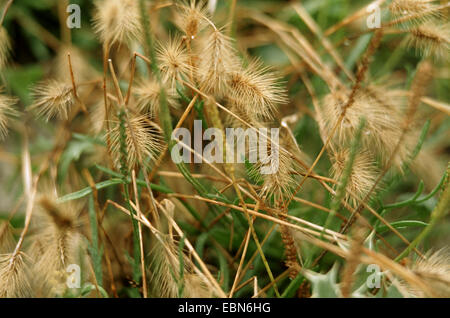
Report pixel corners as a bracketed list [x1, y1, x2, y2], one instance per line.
[175, 0, 209, 40]
[109, 114, 165, 170]
[30, 80, 74, 121]
[0, 253, 32, 298]
[54, 46, 95, 83]
[93, 0, 142, 45]
[90, 101, 106, 134]
[389, 0, 442, 24]
[330, 149, 378, 206]
[0, 221, 15, 254]
[149, 200, 214, 298]
[249, 133, 303, 202]
[149, 238, 213, 298]
[134, 79, 179, 116]
[29, 196, 86, 296]
[407, 23, 450, 61]
[319, 86, 413, 169]
[227, 59, 288, 119]
[399, 249, 450, 297]
[197, 29, 238, 95]
[0, 89, 18, 139]
[156, 36, 193, 88]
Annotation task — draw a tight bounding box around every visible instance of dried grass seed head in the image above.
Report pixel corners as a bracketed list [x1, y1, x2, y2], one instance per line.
[0, 89, 18, 139]
[0, 252, 33, 298]
[197, 28, 238, 96]
[0, 220, 15, 254]
[134, 78, 179, 116]
[157, 36, 193, 88]
[389, 0, 443, 25]
[319, 86, 413, 169]
[400, 249, 450, 297]
[30, 80, 74, 121]
[330, 149, 378, 206]
[109, 113, 165, 170]
[175, 0, 209, 40]
[149, 200, 214, 298]
[0, 26, 11, 69]
[225, 102, 266, 129]
[54, 46, 95, 83]
[29, 195, 87, 296]
[90, 101, 106, 134]
[406, 23, 450, 61]
[149, 236, 213, 298]
[93, 0, 142, 45]
[249, 131, 303, 203]
[227, 59, 288, 119]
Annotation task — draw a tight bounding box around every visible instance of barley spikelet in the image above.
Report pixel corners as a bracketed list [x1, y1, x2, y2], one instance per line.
[0, 89, 18, 139]
[175, 0, 209, 40]
[156, 36, 193, 88]
[227, 59, 288, 119]
[133, 79, 179, 116]
[93, 0, 142, 45]
[197, 28, 237, 95]
[407, 23, 450, 61]
[0, 26, 11, 69]
[109, 113, 164, 170]
[30, 80, 74, 121]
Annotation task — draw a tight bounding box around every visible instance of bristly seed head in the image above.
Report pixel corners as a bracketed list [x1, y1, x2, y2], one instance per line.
[0, 252, 32, 298]
[400, 249, 450, 297]
[0, 220, 15, 254]
[0, 89, 18, 139]
[93, 0, 142, 45]
[389, 0, 443, 25]
[133, 78, 179, 116]
[30, 80, 74, 121]
[330, 149, 378, 206]
[197, 28, 238, 96]
[407, 23, 450, 61]
[175, 0, 209, 40]
[109, 113, 165, 170]
[319, 86, 414, 169]
[227, 59, 288, 119]
[156, 36, 193, 88]
[249, 132, 303, 203]
[29, 194, 87, 297]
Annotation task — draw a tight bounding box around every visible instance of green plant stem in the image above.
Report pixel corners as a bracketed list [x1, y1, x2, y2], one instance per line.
[395, 167, 449, 261]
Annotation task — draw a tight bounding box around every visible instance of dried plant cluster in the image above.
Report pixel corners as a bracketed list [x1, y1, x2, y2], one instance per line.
[0, 0, 448, 298]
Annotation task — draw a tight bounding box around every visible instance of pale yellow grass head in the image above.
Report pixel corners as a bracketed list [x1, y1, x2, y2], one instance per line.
[0, 89, 18, 139]
[93, 0, 142, 45]
[30, 80, 74, 121]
